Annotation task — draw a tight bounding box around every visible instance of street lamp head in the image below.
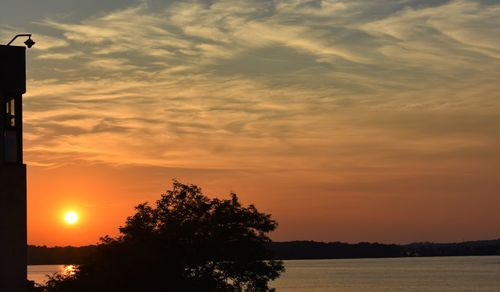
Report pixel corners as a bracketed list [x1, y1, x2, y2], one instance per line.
[24, 37, 35, 48]
[6, 34, 35, 48]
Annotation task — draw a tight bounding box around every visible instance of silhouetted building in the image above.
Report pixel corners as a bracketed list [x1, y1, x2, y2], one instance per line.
[0, 44, 28, 292]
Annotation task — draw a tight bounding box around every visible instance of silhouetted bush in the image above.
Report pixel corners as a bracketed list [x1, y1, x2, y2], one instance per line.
[44, 181, 284, 291]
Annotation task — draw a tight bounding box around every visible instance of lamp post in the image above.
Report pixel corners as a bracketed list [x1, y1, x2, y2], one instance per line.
[0, 34, 34, 292]
[7, 34, 36, 48]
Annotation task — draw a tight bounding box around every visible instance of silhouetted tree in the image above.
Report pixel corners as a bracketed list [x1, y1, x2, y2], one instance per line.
[44, 181, 284, 291]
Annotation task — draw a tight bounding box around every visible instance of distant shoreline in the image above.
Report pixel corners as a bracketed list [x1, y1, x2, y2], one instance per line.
[27, 238, 500, 265]
[27, 254, 500, 267]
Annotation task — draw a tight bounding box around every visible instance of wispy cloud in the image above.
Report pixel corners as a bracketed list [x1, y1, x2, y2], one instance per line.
[7, 0, 499, 177]
[3, 0, 499, 243]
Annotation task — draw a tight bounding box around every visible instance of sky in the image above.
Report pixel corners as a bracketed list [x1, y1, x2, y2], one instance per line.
[1, 0, 499, 246]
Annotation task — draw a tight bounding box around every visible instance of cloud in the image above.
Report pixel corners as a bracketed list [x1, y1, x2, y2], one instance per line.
[3, 0, 499, 243]
[4, 0, 496, 179]
[362, 0, 500, 59]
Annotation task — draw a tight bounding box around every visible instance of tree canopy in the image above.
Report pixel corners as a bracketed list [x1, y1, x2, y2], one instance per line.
[44, 181, 284, 291]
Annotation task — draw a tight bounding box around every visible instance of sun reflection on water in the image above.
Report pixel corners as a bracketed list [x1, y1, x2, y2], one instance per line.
[60, 265, 77, 276]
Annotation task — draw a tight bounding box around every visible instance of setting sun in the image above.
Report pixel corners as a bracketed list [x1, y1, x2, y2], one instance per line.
[64, 212, 78, 225]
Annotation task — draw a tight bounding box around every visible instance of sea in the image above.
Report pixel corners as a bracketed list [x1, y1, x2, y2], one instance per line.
[28, 256, 500, 291]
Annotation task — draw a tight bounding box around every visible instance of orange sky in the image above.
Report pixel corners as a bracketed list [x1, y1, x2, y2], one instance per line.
[2, 0, 499, 246]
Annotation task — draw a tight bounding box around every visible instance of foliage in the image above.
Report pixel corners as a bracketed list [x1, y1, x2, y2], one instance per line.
[44, 181, 284, 291]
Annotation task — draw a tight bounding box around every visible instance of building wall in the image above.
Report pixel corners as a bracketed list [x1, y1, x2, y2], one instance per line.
[0, 164, 27, 292]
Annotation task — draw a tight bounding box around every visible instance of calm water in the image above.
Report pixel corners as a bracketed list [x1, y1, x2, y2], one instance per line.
[272, 256, 500, 291]
[28, 265, 76, 286]
[29, 256, 500, 291]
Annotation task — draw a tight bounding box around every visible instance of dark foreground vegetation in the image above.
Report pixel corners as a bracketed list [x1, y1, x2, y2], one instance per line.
[30, 238, 500, 265]
[39, 181, 284, 291]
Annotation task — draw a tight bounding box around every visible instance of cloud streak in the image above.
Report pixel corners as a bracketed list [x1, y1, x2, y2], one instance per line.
[2, 0, 500, 243]
[16, 0, 497, 170]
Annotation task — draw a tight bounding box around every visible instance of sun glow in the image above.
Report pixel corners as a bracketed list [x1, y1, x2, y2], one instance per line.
[64, 212, 78, 225]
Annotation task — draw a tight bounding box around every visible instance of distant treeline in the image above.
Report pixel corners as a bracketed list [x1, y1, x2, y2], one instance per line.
[268, 239, 500, 260]
[28, 239, 500, 265]
[28, 246, 96, 265]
